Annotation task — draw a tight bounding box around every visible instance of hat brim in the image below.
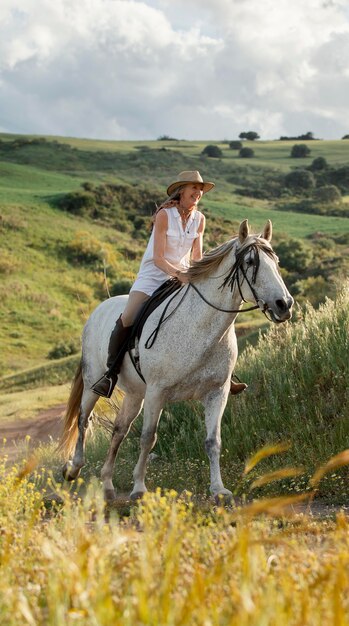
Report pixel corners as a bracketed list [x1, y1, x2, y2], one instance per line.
[167, 180, 215, 197]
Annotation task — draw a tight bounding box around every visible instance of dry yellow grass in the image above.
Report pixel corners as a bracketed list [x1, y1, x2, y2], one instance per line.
[1, 458, 349, 626]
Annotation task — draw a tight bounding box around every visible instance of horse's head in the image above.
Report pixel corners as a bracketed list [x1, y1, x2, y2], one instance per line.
[228, 219, 293, 323]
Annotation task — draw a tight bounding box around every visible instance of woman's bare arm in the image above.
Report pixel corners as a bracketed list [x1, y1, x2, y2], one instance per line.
[153, 210, 185, 279]
[191, 214, 206, 261]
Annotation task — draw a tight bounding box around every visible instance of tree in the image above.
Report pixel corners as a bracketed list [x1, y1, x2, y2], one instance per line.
[239, 147, 255, 158]
[239, 131, 260, 141]
[285, 169, 315, 190]
[290, 144, 311, 158]
[201, 145, 223, 158]
[229, 140, 243, 150]
[341, 134, 349, 139]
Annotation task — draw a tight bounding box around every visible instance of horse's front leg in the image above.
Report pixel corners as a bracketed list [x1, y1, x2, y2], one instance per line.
[130, 389, 164, 500]
[203, 384, 233, 504]
[101, 394, 144, 503]
[62, 389, 97, 481]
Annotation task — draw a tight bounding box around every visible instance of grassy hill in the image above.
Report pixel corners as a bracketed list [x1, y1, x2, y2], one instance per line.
[0, 133, 348, 380]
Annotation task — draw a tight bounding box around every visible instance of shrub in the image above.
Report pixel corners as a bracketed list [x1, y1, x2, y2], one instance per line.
[290, 144, 311, 158]
[275, 238, 313, 273]
[285, 169, 315, 191]
[201, 145, 223, 158]
[239, 147, 255, 159]
[48, 340, 79, 359]
[313, 185, 342, 204]
[342, 134, 349, 139]
[229, 141, 243, 150]
[110, 278, 134, 296]
[60, 190, 96, 216]
[65, 231, 118, 266]
[329, 166, 349, 193]
[309, 157, 328, 171]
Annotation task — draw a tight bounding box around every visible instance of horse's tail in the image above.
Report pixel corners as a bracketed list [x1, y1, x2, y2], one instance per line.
[58, 360, 83, 459]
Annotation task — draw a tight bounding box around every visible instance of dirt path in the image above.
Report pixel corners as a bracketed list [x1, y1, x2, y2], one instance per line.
[0, 404, 65, 463]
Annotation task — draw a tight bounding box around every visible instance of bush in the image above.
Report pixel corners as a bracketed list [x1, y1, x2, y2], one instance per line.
[201, 145, 223, 158]
[313, 185, 342, 204]
[239, 147, 255, 159]
[309, 157, 328, 171]
[329, 166, 349, 193]
[110, 278, 134, 296]
[290, 144, 311, 158]
[48, 340, 79, 360]
[65, 231, 118, 266]
[60, 190, 96, 216]
[285, 169, 315, 191]
[275, 238, 313, 273]
[229, 141, 243, 150]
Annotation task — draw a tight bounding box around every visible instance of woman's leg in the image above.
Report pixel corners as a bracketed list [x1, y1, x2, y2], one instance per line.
[121, 291, 150, 327]
[91, 291, 150, 397]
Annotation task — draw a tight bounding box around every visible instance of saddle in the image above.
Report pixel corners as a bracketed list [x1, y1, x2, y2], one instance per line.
[127, 278, 184, 381]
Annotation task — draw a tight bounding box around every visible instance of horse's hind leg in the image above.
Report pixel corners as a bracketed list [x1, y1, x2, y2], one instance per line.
[62, 389, 98, 481]
[130, 391, 163, 500]
[101, 394, 144, 503]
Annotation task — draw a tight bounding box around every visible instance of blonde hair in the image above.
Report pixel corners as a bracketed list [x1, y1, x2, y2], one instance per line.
[186, 239, 237, 282]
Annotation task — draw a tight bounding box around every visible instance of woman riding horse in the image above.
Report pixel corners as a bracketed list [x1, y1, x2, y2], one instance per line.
[92, 170, 247, 398]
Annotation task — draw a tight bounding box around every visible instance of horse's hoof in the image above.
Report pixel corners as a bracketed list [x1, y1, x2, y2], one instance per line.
[62, 461, 81, 482]
[214, 490, 234, 506]
[104, 488, 117, 504]
[130, 491, 145, 502]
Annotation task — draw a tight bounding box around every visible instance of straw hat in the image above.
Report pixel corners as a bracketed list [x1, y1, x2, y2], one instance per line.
[167, 171, 215, 196]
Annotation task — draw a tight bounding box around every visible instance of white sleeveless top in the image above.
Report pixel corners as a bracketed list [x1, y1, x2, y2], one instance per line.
[130, 207, 202, 296]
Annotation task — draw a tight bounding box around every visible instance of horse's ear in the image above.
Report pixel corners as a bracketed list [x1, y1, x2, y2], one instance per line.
[239, 219, 249, 243]
[262, 219, 272, 242]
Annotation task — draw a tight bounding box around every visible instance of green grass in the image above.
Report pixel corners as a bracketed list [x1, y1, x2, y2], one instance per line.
[205, 195, 349, 238]
[0, 133, 348, 378]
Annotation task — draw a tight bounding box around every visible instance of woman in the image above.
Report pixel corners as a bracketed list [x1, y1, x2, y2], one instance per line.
[92, 170, 247, 398]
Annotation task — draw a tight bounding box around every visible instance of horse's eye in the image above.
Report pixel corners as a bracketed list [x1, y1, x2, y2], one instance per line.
[246, 256, 254, 267]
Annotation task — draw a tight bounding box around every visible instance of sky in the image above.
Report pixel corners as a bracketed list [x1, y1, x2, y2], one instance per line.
[1, 0, 349, 141]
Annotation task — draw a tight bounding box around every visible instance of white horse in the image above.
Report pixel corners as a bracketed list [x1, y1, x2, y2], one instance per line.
[59, 220, 293, 502]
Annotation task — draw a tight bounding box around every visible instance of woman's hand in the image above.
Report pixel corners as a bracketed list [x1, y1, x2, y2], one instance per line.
[175, 270, 190, 284]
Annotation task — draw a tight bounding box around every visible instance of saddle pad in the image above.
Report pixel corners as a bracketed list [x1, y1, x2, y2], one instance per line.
[129, 278, 183, 346]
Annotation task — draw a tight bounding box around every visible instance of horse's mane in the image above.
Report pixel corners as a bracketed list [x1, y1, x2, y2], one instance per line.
[187, 235, 276, 284]
[186, 238, 238, 282]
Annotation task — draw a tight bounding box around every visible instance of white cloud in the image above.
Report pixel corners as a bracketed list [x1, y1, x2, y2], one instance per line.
[0, 0, 348, 139]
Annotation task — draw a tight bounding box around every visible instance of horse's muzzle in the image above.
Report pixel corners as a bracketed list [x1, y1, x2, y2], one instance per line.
[259, 296, 294, 323]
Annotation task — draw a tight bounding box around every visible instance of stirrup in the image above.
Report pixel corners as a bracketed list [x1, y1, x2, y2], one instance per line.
[91, 374, 115, 398]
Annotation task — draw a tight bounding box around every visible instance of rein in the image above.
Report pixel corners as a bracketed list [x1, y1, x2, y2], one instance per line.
[188, 282, 259, 313]
[130, 240, 277, 382]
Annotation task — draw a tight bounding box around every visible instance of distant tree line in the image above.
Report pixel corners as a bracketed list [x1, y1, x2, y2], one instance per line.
[279, 131, 318, 141]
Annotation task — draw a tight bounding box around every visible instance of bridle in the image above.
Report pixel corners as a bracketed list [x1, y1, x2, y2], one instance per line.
[189, 240, 279, 319]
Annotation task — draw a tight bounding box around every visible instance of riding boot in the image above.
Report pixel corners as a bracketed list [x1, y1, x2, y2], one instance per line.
[91, 315, 133, 398]
[230, 378, 248, 395]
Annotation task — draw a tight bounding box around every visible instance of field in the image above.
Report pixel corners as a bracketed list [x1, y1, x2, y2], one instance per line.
[2, 469, 349, 626]
[1, 134, 349, 623]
